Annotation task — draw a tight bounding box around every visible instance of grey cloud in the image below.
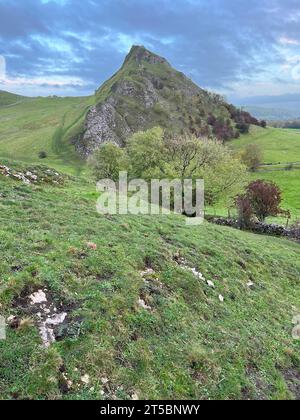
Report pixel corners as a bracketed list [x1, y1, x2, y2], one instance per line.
[0, 0, 299, 95]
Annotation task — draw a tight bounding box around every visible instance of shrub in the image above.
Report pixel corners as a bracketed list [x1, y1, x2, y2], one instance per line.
[39, 151, 47, 159]
[236, 195, 253, 228]
[260, 120, 267, 128]
[236, 122, 250, 134]
[241, 144, 263, 171]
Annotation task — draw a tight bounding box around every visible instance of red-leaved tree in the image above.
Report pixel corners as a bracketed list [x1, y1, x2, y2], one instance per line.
[246, 180, 283, 222]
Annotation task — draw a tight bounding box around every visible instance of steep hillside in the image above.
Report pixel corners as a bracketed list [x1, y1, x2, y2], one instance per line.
[0, 160, 299, 400]
[76, 46, 262, 157]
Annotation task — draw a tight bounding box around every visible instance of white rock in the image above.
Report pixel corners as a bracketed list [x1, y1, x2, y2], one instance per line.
[207, 280, 215, 288]
[29, 290, 47, 304]
[138, 298, 151, 310]
[81, 374, 90, 385]
[46, 312, 67, 326]
[140, 268, 155, 277]
[218, 294, 224, 302]
[39, 323, 56, 348]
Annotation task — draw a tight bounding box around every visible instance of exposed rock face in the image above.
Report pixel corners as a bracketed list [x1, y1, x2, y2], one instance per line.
[75, 45, 259, 157]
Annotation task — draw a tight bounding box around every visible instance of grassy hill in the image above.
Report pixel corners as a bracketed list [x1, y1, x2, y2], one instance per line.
[0, 92, 94, 175]
[0, 90, 28, 107]
[0, 160, 299, 400]
[230, 126, 300, 221]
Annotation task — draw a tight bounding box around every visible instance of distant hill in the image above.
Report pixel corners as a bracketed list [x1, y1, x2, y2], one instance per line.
[242, 105, 300, 121]
[75, 46, 263, 157]
[0, 90, 28, 107]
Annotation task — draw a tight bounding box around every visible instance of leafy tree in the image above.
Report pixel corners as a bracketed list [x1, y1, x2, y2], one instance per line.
[202, 150, 248, 208]
[126, 127, 166, 179]
[90, 143, 128, 181]
[246, 180, 283, 222]
[241, 144, 263, 171]
[127, 128, 248, 209]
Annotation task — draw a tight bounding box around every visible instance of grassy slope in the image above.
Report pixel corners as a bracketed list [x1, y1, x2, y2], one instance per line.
[230, 126, 300, 220]
[0, 94, 94, 175]
[0, 90, 27, 107]
[0, 164, 299, 400]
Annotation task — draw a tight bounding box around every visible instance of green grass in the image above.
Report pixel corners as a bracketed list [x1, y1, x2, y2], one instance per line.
[0, 90, 27, 107]
[0, 93, 94, 175]
[0, 161, 299, 400]
[230, 126, 300, 221]
[231, 126, 300, 164]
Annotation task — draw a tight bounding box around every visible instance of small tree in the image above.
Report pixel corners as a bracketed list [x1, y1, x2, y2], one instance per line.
[90, 143, 128, 182]
[241, 144, 263, 171]
[246, 180, 283, 222]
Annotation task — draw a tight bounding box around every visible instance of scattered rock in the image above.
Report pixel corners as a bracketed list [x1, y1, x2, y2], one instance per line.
[86, 242, 97, 250]
[218, 294, 224, 303]
[207, 280, 215, 288]
[0, 162, 66, 186]
[12, 288, 79, 347]
[81, 374, 90, 385]
[174, 256, 206, 280]
[140, 268, 155, 277]
[29, 290, 47, 305]
[101, 377, 109, 385]
[131, 392, 139, 400]
[7, 315, 20, 329]
[138, 298, 151, 310]
[292, 315, 300, 340]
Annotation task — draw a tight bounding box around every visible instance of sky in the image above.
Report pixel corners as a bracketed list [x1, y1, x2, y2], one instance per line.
[1, 0, 300, 103]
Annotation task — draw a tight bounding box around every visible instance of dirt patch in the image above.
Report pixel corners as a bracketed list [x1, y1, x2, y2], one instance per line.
[241, 366, 272, 400]
[11, 286, 81, 347]
[282, 367, 300, 400]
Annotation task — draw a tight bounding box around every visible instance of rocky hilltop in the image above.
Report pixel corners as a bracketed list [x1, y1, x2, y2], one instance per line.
[75, 46, 262, 157]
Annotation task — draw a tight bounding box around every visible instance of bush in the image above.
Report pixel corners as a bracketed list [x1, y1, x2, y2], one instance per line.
[241, 144, 263, 171]
[236, 195, 253, 228]
[236, 122, 250, 134]
[39, 151, 47, 159]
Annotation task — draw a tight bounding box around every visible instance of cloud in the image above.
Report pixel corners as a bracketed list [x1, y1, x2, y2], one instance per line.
[0, 0, 300, 97]
[0, 55, 6, 80]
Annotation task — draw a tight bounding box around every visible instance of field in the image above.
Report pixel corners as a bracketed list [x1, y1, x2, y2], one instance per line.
[230, 126, 300, 221]
[0, 94, 94, 175]
[0, 160, 299, 400]
[231, 126, 300, 164]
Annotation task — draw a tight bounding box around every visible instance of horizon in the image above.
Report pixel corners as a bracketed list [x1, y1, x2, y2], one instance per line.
[1, 0, 300, 104]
